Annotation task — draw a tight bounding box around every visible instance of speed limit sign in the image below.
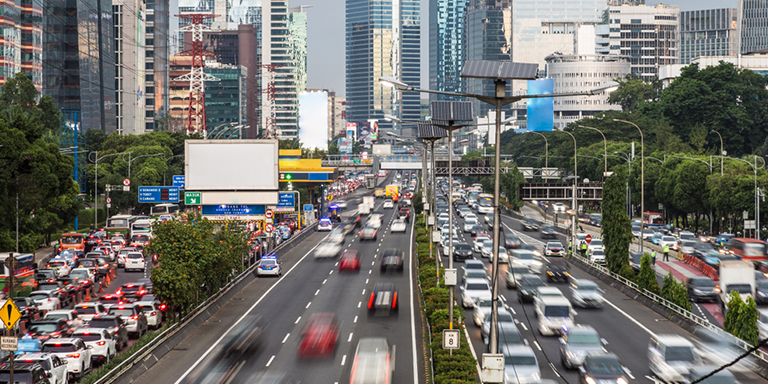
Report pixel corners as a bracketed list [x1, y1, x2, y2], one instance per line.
[443, 329, 460, 350]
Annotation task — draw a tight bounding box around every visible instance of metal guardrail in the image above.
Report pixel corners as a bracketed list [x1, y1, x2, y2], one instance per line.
[94, 222, 319, 384]
[567, 252, 768, 365]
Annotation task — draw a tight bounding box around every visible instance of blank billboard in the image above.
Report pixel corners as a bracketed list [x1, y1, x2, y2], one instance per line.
[185, 140, 279, 191]
[527, 79, 554, 132]
[298, 91, 329, 150]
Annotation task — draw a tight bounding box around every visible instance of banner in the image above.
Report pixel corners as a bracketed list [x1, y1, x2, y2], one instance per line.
[527, 78, 554, 132]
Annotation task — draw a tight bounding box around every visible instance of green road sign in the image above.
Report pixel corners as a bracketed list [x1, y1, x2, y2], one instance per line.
[185, 192, 201, 205]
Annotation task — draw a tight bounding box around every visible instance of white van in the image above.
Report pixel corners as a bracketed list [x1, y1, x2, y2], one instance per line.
[534, 296, 575, 336]
[131, 219, 153, 237]
[648, 334, 700, 383]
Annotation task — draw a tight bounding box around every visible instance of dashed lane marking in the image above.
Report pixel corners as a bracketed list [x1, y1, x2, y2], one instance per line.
[295, 316, 301, 324]
[282, 333, 290, 343]
[266, 355, 275, 367]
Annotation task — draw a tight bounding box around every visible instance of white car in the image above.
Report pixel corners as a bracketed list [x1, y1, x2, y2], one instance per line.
[391, 219, 407, 233]
[72, 328, 116, 364]
[134, 301, 163, 329]
[472, 298, 502, 327]
[383, 199, 394, 209]
[30, 290, 61, 312]
[586, 239, 604, 254]
[17, 352, 68, 384]
[460, 278, 492, 308]
[257, 255, 282, 276]
[367, 214, 383, 229]
[44, 309, 85, 330]
[659, 236, 677, 250]
[328, 229, 345, 244]
[47, 259, 72, 276]
[72, 303, 106, 324]
[589, 249, 606, 264]
[317, 218, 334, 231]
[463, 218, 478, 233]
[510, 250, 543, 272]
[473, 235, 491, 252]
[553, 202, 566, 213]
[479, 240, 494, 258]
[314, 241, 342, 258]
[124, 252, 145, 272]
[442, 239, 461, 257]
[41, 338, 92, 380]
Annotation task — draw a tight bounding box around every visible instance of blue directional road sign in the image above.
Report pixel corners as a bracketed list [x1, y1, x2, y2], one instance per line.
[172, 175, 185, 189]
[278, 192, 296, 208]
[201, 205, 266, 216]
[304, 204, 314, 212]
[138, 187, 180, 203]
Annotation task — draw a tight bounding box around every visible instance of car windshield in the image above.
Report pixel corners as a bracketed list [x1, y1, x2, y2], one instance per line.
[45, 313, 68, 320]
[590, 240, 602, 246]
[466, 283, 489, 291]
[29, 323, 60, 333]
[511, 266, 530, 274]
[122, 286, 143, 293]
[758, 280, 768, 289]
[499, 328, 522, 344]
[466, 218, 477, 224]
[665, 346, 695, 362]
[725, 284, 752, 294]
[466, 263, 484, 270]
[576, 284, 599, 292]
[569, 332, 600, 345]
[543, 306, 570, 317]
[504, 355, 536, 366]
[0, 372, 33, 382]
[76, 334, 104, 342]
[29, 294, 49, 301]
[127, 253, 143, 259]
[42, 344, 77, 353]
[89, 319, 117, 328]
[26, 359, 51, 370]
[585, 358, 623, 374]
[38, 284, 59, 291]
[482, 240, 493, 248]
[515, 252, 534, 260]
[137, 305, 155, 312]
[690, 278, 715, 287]
[456, 244, 472, 251]
[76, 306, 98, 314]
[521, 278, 545, 287]
[547, 243, 563, 248]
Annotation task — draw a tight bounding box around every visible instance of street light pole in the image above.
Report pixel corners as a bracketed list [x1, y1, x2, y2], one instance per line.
[89, 152, 123, 229]
[614, 119, 644, 256]
[579, 125, 607, 176]
[713, 130, 724, 176]
[560, 130, 578, 249]
[529, 131, 548, 181]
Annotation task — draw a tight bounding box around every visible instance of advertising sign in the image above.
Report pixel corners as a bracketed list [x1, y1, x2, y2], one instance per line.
[338, 138, 353, 154]
[527, 78, 554, 132]
[346, 123, 357, 140]
[201, 204, 267, 216]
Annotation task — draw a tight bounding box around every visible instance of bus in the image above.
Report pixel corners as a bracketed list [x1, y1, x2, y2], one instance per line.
[477, 193, 494, 214]
[131, 219, 154, 238]
[58, 233, 85, 254]
[643, 212, 665, 227]
[106, 214, 138, 237]
[0, 253, 37, 297]
[150, 203, 179, 218]
[728, 238, 768, 263]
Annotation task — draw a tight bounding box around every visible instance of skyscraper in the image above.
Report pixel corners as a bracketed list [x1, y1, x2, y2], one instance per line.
[430, 0, 468, 101]
[0, 0, 43, 92]
[262, 2, 310, 139]
[346, 0, 421, 134]
[113, 0, 147, 135]
[144, 0, 170, 132]
[738, 0, 768, 54]
[680, 8, 738, 64]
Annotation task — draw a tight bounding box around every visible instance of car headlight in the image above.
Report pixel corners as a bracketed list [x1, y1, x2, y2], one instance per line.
[585, 377, 597, 384]
[617, 378, 628, 384]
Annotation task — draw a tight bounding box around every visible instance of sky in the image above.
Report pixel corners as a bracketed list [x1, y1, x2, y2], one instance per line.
[302, 0, 738, 98]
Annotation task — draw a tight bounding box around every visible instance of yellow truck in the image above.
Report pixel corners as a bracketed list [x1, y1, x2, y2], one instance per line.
[375, 188, 385, 198]
[385, 185, 400, 202]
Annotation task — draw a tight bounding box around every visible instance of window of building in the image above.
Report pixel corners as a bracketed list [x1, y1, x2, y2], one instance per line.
[146, 62, 153, 69]
[146, 110, 154, 118]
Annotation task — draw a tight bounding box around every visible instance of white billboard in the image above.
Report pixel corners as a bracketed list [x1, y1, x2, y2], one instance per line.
[185, 140, 279, 191]
[298, 91, 329, 150]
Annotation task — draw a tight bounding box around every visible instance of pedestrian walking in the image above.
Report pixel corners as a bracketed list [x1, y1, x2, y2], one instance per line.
[662, 244, 670, 261]
[652, 252, 656, 266]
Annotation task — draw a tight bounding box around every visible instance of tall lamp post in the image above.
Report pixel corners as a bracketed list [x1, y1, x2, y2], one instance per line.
[89, 152, 124, 229]
[614, 119, 644, 256]
[528, 131, 548, 180]
[380, 69, 617, 357]
[558, 130, 578, 247]
[712, 130, 724, 176]
[123, 152, 165, 180]
[578, 125, 607, 176]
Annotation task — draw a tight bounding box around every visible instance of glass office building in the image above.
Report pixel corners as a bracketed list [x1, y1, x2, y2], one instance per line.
[205, 65, 248, 138]
[0, 0, 43, 92]
[346, 0, 421, 134]
[738, 0, 768, 54]
[430, 0, 467, 102]
[680, 9, 738, 64]
[144, 0, 170, 132]
[43, 0, 116, 133]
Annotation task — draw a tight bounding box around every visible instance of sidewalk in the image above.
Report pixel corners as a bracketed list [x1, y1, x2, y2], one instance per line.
[34, 245, 55, 264]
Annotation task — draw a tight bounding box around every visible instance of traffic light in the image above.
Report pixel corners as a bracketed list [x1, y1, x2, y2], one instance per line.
[279, 173, 293, 180]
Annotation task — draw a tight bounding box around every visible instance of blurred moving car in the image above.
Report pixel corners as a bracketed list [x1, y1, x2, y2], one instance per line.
[686, 276, 720, 303]
[218, 315, 265, 359]
[541, 225, 557, 239]
[297, 313, 339, 359]
[359, 226, 378, 241]
[501, 345, 541, 384]
[506, 265, 531, 289]
[545, 260, 569, 282]
[380, 249, 404, 273]
[460, 278, 492, 308]
[314, 241, 342, 259]
[391, 219, 407, 233]
[559, 325, 606, 369]
[367, 283, 399, 317]
[349, 338, 395, 384]
[577, 353, 630, 384]
[339, 250, 361, 272]
[569, 279, 604, 308]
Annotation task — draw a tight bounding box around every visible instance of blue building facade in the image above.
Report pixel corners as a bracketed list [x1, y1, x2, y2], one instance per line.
[429, 0, 468, 102]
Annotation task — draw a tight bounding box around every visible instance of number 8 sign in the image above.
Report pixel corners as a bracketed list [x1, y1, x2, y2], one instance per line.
[443, 329, 460, 350]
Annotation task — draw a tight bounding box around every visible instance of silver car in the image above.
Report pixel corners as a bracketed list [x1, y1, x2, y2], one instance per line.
[481, 309, 515, 345]
[460, 278, 492, 308]
[502, 345, 541, 384]
[505, 265, 531, 289]
[570, 279, 605, 308]
[350, 337, 394, 384]
[472, 298, 502, 327]
[559, 325, 606, 369]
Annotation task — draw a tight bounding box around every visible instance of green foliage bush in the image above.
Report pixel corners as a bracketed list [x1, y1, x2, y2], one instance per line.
[80, 326, 169, 384]
[660, 273, 692, 311]
[724, 291, 759, 345]
[636, 253, 660, 295]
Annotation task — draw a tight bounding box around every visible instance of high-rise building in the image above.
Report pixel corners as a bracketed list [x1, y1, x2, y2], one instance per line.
[327, 91, 347, 139]
[346, 0, 421, 135]
[680, 8, 738, 64]
[43, 0, 116, 133]
[143, 0, 170, 132]
[607, 4, 680, 79]
[7, 0, 44, 92]
[738, 0, 768, 54]
[113, 0, 147, 135]
[262, 2, 310, 139]
[430, 0, 468, 101]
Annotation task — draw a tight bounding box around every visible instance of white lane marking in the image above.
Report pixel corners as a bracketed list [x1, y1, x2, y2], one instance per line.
[603, 298, 657, 338]
[306, 302, 311, 309]
[520, 323, 528, 331]
[500, 295, 506, 302]
[341, 355, 347, 366]
[315, 289, 320, 296]
[348, 332, 354, 342]
[369, 270, 372, 275]
[533, 341, 542, 351]
[336, 262, 340, 266]
[365, 278, 369, 284]
[353, 316, 358, 323]
[295, 316, 301, 324]
[362, 289, 366, 295]
[549, 363, 561, 377]
[408, 212, 419, 384]
[282, 333, 290, 343]
[323, 279, 327, 284]
[329, 270, 334, 275]
[358, 301, 362, 308]
[371, 261, 375, 265]
[173, 234, 326, 384]
[266, 355, 275, 367]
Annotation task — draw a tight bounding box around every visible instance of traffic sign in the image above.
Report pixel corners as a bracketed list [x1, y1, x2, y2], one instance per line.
[0, 299, 22, 329]
[327, 195, 333, 201]
[123, 178, 131, 186]
[443, 329, 460, 350]
[585, 234, 592, 244]
[106, 197, 112, 204]
[265, 224, 274, 233]
[0, 337, 17, 351]
[265, 210, 273, 219]
[278, 192, 296, 208]
[304, 204, 314, 212]
[138, 187, 180, 203]
[185, 191, 201, 205]
[4, 257, 17, 270]
[173, 175, 186, 189]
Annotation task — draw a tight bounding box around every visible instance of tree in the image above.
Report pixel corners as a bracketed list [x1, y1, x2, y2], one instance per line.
[602, 167, 634, 273]
[636, 254, 660, 295]
[607, 75, 660, 112]
[724, 291, 744, 337]
[688, 124, 708, 154]
[660, 273, 692, 311]
[739, 296, 759, 345]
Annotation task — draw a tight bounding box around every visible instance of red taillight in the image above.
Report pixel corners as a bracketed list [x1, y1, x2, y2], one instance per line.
[159, 304, 166, 310]
[367, 293, 375, 309]
[139, 289, 145, 295]
[151, 311, 156, 316]
[47, 298, 51, 301]
[97, 341, 105, 346]
[115, 290, 121, 295]
[132, 315, 138, 319]
[392, 292, 397, 308]
[66, 353, 80, 358]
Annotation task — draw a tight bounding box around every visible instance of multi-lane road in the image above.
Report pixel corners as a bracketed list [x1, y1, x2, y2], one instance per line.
[130, 173, 424, 384]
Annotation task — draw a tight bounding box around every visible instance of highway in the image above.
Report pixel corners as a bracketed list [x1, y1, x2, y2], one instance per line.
[445, 201, 768, 384]
[130, 173, 424, 384]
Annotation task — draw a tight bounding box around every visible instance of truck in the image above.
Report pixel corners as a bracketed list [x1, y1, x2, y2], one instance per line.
[374, 188, 385, 198]
[385, 185, 400, 203]
[359, 196, 374, 215]
[365, 174, 377, 189]
[718, 260, 755, 309]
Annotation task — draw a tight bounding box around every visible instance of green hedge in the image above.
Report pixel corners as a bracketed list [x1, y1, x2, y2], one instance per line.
[414, 220, 478, 383]
[80, 325, 170, 384]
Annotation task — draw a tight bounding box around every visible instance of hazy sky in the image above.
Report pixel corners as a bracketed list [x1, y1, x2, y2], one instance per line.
[302, 0, 738, 98]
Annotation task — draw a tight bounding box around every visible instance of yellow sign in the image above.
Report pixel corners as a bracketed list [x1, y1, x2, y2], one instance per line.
[327, 195, 333, 201]
[0, 299, 21, 329]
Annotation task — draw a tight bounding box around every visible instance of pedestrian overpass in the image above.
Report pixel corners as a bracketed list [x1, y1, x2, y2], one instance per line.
[322, 155, 517, 175]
